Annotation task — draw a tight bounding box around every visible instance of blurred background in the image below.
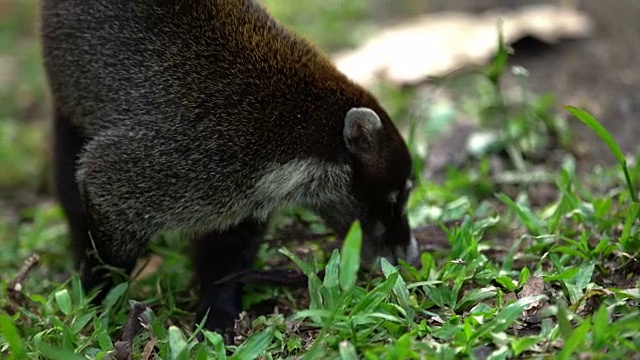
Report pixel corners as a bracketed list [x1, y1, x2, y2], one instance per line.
[0, 0, 639, 276]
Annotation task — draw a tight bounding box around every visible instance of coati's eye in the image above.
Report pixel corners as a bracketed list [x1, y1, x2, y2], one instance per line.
[387, 190, 400, 204]
[388, 179, 414, 204]
[387, 179, 414, 218]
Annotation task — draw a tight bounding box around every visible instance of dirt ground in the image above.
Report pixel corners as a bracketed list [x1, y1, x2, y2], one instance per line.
[503, 2, 640, 170]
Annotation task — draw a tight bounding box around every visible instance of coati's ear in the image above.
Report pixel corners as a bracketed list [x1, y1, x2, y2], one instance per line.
[343, 107, 382, 157]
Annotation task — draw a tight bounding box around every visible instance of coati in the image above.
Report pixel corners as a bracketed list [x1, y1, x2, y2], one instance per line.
[40, 0, 419, 337]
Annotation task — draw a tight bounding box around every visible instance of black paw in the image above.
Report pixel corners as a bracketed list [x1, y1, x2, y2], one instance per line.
[195, 302, 239, 344]
[81, 268, 114, 305]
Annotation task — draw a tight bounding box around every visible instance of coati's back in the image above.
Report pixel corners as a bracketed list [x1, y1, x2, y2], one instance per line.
[41, 0, 384, 160]
[42, 0, 286, 125]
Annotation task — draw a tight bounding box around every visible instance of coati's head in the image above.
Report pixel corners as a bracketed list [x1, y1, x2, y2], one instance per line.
[337, 107, 418, 269]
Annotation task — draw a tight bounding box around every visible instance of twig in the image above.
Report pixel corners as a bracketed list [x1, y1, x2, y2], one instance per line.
[6, 253, 40, 313]
[111, 301, 152, 360]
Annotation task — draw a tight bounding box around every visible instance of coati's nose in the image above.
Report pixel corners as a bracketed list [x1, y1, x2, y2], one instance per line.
[360, 231, 420, 270]
[392, 232, 420, 266]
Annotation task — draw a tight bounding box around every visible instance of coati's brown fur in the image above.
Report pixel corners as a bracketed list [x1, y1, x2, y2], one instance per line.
[40, 0, 419, 339]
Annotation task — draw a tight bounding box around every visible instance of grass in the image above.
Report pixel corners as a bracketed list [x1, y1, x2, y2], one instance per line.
[1, 1, 640, 359]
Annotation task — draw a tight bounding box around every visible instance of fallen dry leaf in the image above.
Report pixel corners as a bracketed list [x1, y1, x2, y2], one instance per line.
[413, 222, 458, 251]
[109, 301, 153, 360]
[141, 337, 158, 360]
[518, 275, 545, 299]
[332, 4, 593, 87]
[571, 288, 616, 315]
[517, 275, 548, 325]
[132, 254, 164, 281]
[233, 311, 253, 345]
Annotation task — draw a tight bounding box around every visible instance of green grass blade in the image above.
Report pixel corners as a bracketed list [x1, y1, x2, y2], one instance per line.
[620, 202, 640, 251]
[70, 311, 94, 335]
[279, 247, 314, 276]
[54, 289, 72, 316]
[565, 105, 637, 202]
[168, 326, 189, 360]
[340, 221, 362, 292]
[280, 247, 324, 310]
[558, 318, 591, 360]
[564, 106, 625, 164]
[36, 343, 86, 360]
[323, 249, 342, 309]
[350, 272, 398, 315]
[0, 313, 26, 360]
[230, 327, 274, 360]
[203, 331, 227, 360]
[102, 282, 129, 310]
[381, 259, 415, 324]
[485, 20, 508, 84]
[470, 295, 547, 343]
[455, 286, 498, 312]
[495, 193, 542, 236]
[339, 341, 359, 360]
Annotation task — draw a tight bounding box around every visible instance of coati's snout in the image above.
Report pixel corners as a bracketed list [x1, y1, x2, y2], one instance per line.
[357, 201, 419, 269]
[343, 107, 420, 268]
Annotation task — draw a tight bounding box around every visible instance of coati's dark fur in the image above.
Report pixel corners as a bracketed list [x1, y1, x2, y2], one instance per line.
[40, 0, 418, 337]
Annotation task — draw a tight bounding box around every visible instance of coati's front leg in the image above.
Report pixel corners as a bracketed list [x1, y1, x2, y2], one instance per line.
[77, 188, 144, 304]
[73, 130, 165, 304]
[52, 108, 90, 270]
[52, 109, 138, 302]
[76, 225, 141, 305]
[190, 219, 265, 341]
